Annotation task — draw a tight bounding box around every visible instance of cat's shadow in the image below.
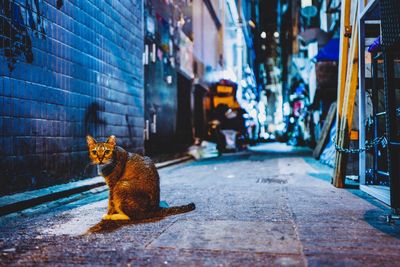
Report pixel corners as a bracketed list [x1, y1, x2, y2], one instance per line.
[86, 216, 166, 234]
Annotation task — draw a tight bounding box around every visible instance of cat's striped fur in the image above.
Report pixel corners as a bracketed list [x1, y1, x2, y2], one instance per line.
[86, 135, 195, 220]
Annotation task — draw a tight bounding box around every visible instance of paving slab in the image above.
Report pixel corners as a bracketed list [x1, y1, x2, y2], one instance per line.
[149, 220, 302, 254]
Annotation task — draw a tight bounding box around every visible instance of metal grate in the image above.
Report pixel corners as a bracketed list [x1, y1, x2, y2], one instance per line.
[380, 0, 400, 48]
[381, 0, 400, 209]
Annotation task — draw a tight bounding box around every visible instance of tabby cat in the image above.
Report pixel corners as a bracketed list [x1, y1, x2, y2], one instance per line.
[86, 135, 195, 220]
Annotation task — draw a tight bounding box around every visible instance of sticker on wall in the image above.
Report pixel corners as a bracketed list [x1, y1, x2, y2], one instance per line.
[157, 48, 163, 61]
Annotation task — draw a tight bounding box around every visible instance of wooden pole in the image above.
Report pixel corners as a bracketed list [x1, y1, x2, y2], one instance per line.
[332, 0, 351, 186]
[332, 1, 359, 188]
[336, 0, 351, 116]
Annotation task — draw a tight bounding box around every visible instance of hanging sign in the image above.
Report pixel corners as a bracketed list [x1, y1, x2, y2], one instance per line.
[216, 85, 233, 94]
[178, 30, 194, 78]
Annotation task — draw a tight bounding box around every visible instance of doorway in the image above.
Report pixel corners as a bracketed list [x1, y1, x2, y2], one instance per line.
[176, 73, 193, 148]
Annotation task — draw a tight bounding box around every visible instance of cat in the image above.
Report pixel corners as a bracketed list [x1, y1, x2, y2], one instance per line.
[86, 135, 195, 220]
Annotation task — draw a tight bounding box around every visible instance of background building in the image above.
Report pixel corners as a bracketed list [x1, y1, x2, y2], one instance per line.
[193, 0, 264, 143]
[143, 0, 194, 156]
[275, 0, 342, 147]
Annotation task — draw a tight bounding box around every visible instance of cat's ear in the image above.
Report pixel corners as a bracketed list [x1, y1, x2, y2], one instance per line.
[106, 135, 116, 146]
[86, 135, 96, 147]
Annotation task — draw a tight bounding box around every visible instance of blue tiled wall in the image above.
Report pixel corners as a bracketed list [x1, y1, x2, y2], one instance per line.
[0, 0, 144, 195]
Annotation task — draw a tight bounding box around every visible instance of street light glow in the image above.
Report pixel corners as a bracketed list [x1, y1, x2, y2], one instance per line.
[301, 0, 313, 7]
[248, 20, 256, 28]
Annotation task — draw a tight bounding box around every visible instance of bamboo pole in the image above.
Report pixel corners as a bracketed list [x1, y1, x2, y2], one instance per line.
[332, 1, 359, 188]
[336, 0, 351, 116]
[332, 0, 351, 186]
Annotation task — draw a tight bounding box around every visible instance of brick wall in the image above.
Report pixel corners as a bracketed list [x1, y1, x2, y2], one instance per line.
[0, 0, 144, 195]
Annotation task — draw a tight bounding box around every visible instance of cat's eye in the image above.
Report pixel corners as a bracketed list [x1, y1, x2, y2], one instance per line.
[105, 150, 111, 154]
[91, 150, 97, 155]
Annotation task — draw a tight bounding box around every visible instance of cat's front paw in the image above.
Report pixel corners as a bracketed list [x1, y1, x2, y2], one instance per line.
[110, 213, 130, 220]
[102, 214, 112, 220]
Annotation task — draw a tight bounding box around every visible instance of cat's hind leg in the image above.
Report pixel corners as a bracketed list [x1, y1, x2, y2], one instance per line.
[115, 189, 152, 220]
[104, 181, 144, 221]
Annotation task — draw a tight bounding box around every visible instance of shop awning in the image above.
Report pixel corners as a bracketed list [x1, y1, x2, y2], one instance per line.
[314, 38, 339, 62]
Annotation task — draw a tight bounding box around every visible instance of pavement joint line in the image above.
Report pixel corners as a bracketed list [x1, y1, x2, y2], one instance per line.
[0, 155, 193, 217]
[284, 185, 308, 267]
[147, 246, 304, 256]
[144, 218, 180, 249]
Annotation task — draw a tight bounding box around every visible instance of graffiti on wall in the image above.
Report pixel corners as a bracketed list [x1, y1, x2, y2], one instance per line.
[84, 102, 107, 136]
[56, 0, 63, 9]
[0, 0, 47, 71]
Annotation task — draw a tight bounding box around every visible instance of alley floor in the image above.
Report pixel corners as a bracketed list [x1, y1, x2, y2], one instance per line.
[1, 143, 400, 266]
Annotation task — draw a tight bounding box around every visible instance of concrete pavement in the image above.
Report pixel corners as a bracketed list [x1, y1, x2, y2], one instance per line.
[1, 143, 400, 266]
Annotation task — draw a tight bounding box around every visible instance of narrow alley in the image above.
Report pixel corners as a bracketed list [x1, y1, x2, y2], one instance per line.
[1, 143, 400, 266]
[2, 0, 400, 266]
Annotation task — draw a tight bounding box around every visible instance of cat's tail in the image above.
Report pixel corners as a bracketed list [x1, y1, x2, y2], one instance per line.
[154, 202, 196, 217]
